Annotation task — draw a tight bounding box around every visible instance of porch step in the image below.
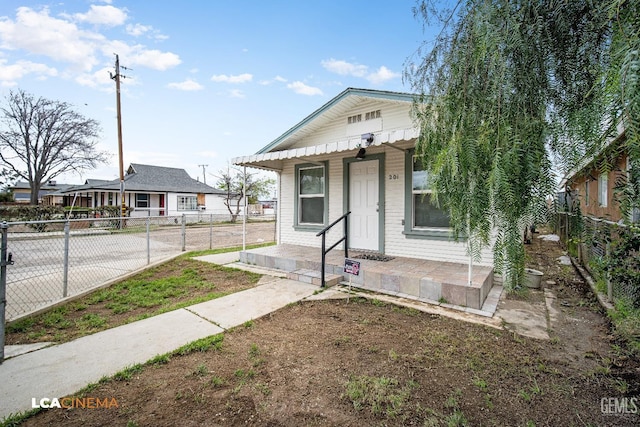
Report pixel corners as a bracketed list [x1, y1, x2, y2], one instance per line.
[286, 269, 343, 287]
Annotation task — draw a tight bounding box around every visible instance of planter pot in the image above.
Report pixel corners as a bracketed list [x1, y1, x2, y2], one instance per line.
[524, 268, 543, 289]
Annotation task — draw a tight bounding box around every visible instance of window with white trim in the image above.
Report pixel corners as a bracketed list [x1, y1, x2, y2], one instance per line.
[412, 157, 450, 229]
[297, 165, 325, 225]
[598, 173, 608, 207]
[135, 193, 149, 208]
[177, 195, 197, 211]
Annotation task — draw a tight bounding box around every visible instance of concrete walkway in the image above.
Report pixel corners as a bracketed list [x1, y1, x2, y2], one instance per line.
[0, 252, 319, 420]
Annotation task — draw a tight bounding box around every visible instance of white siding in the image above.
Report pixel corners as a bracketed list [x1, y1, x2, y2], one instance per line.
[277, 145, 494, 266]
[288, 101, 415, 150]
[273, 96, 495, 266]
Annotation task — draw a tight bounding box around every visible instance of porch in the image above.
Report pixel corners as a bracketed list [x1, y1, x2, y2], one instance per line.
[239, 244, 501, 315]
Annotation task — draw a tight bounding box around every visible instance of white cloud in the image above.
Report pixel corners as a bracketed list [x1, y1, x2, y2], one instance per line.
[0, 59, 57, 86]
[322, 58, 400, 85]
[128, 49, 181, 70]
[321, 58, 368, 77]
[287, 81, 323, 96]
[73, 5, 127, 26]
[126, 23, 151, 36]
[0, 7, 102, 71]
[228, 89, 245, 98]
[366, 66, 400, 84]
[259, 75, 287, 85]
[211, 73, 252, 84]
[211, 73, 253, 83]
[167, 78, 203, 91]
[75, 66, 113, 89]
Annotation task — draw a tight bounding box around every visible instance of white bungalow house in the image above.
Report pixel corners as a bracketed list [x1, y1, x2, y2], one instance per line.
[58, 163, 232, 218]
[233, 88, 496, 310]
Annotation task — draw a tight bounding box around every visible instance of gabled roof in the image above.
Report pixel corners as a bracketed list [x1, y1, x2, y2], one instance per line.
[233, 88, 419, 170]
[61, 163, 224, 195]
[256, 87, 417, 154]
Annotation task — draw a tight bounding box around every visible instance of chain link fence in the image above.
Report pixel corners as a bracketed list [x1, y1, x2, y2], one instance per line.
[0, 213, 276, 322]
[555, 211, 639, 305]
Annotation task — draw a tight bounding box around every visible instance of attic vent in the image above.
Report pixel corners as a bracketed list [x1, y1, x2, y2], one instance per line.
[347, 114, 362, 124]
[365, 110, 381, 120]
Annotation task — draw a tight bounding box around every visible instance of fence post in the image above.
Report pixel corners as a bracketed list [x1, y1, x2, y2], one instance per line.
[1, 221, 9, 364]
[146, 216, 150, 265]
[209, 214, 213, 250]
[181, 214, 186, 252]
[62, 220, 70, 297]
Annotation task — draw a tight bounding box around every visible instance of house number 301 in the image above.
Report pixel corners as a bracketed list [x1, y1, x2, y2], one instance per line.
[388, 174, 399, 180]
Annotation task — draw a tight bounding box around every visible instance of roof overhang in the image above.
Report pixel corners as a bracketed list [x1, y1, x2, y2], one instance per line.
[232, 127, 419, 171]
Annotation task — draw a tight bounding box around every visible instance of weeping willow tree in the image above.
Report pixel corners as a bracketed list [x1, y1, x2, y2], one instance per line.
[405, 0, 639, 290]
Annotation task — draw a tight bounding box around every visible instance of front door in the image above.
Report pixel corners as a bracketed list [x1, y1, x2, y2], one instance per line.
[349, 159, 379, 251]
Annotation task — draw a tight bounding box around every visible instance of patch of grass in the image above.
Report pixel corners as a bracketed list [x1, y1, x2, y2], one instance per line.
[344, 375, 416, 418]
[6, 247, 262, 345]
[243, 320, 255, 328]
[473, 377, 488, 391]
[147, 353, 171, 365]
[113, 364, 143, 381]
[209, 376, 225, 387]
[175, 334, 224, 356]
[192, 363, 208, 377]
[185, 242, 275, 259]
[370, 299, 386, 307]
[75, 313, 107, 330]
[249, 343, 261, 358]
[255, 382, 272, 396]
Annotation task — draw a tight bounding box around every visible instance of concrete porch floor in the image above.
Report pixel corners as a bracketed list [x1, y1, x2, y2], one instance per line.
[239, 244, 501, 315]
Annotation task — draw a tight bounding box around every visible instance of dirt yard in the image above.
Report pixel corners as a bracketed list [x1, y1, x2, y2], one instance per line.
[18, 230, 640, 426]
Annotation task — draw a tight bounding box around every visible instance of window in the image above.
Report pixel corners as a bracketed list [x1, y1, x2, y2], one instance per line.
[295, 163, 327, 227]
[598, 173, 608, 207]
[404, 152, 451, 239]
[135, 193, 149, 208]
[411, 157, 450, 229]
[177, 195, 197, 211]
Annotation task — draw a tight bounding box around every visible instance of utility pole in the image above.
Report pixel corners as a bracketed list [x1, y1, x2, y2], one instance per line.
[110, 54, 129, 221]
[199, 164, 208, 185]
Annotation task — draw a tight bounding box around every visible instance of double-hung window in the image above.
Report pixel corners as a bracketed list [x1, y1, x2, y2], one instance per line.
[135, 193, 149, 208]
[598, 173, 608, 207]
[404, 152, 450, 238]
[177, 195, 197, 211]
[295, 163, 327, 227]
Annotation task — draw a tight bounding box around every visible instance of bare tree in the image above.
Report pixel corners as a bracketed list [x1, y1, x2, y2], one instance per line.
[0, 89, 108, 204]
[215, 165, 275, 222]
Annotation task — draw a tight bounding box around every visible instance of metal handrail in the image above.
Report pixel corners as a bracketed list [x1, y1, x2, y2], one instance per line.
[315, 211, 350, 287]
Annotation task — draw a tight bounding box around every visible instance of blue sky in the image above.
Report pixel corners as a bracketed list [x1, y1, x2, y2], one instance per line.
[0, 0, 435, 185]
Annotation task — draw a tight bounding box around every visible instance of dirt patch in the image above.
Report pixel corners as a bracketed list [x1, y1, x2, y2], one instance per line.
[19, 229, 640, 426]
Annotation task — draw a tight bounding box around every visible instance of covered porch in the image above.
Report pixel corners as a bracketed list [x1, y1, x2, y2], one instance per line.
[239, 244, 502, 315]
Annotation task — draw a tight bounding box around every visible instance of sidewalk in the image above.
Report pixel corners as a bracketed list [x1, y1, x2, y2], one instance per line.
[0, 253, 320, 421]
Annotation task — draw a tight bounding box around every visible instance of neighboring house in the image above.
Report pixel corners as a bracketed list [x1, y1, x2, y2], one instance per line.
[233, 87, 494, 266]
[563, 129, 639, 223]
[59, 163, 231, 217]
[8, 181, 72, 205]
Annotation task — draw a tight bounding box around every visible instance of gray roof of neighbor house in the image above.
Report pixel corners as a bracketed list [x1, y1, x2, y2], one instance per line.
[60, 164, 225, 195]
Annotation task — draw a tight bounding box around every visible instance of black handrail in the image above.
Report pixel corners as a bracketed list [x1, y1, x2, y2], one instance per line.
[315, 211, 351, 287]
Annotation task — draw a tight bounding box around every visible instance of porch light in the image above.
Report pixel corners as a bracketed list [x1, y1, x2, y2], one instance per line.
[356, 133, 374, 159]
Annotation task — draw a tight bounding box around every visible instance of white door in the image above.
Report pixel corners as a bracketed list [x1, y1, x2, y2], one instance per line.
[349, 160, 379, 251]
